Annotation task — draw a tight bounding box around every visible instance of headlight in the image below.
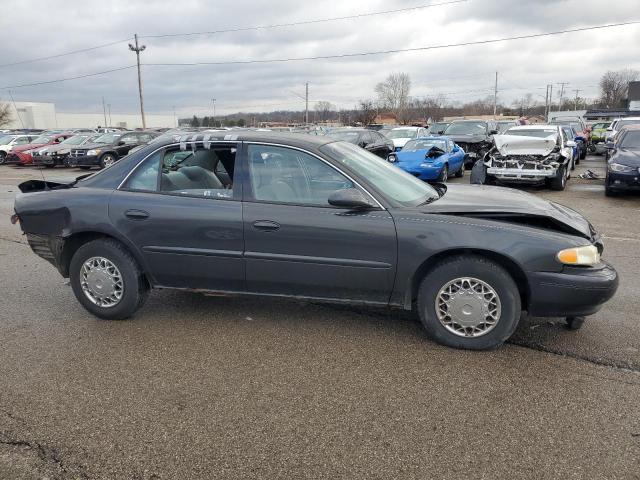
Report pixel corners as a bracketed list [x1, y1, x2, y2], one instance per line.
[387, 154, 397, 163]
[557, 245, 600, 266]
[87, 149, 101, 156]
[609, 162, 634, 172]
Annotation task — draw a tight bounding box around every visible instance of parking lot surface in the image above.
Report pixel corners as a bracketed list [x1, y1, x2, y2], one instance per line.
[1, 157, 639, 479]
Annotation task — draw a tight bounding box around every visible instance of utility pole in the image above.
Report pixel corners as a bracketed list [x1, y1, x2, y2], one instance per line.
[493, 72, 498, 118]
[211, 98, 216, 126]
[305, 82, 309, 124]
[107, 104, 112, 127]
[573, 89, 581, 111]
[544, 85, 550, 119]
[548, 84, 553, 116]
[8, 90, 24, 129]
[102, 97, 107, 127]
[128, 34, 147, 128]
[556, 82, 569, 112]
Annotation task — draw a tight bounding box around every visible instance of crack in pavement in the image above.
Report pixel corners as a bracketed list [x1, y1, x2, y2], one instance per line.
[0, 430, 89, 480]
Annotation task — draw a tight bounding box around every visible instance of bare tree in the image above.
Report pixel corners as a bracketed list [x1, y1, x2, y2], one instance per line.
[354, 100, 377, 126]
[314, 101, 334, 122]
[0, 101, 12, 128]
[375, 73, 411, 124]
[599, 69, 640, 108]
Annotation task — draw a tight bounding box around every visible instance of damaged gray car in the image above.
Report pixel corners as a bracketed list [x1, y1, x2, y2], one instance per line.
[471, 125, 575, 190]
[12, 132, 617, 351]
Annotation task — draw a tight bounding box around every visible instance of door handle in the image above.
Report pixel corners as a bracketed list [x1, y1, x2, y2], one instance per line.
[252, 220, 280, 231]
[125, 209, 150, 220]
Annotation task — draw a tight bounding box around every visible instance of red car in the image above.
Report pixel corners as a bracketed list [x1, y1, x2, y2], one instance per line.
[5, 133, 73, 166]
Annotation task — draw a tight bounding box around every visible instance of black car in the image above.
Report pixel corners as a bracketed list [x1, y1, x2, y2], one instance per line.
[326, 128, 394, 159]
[443, 120, 498, 166]
[13, 132, 617, 350]
[605, 126, 640, 196]
[66, 131, 158, 169]
[31, 133, 102, 168]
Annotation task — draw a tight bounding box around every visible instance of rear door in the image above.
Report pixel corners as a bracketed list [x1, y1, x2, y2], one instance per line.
[241, 143, 397, 303]
[109, 141, 245, 291]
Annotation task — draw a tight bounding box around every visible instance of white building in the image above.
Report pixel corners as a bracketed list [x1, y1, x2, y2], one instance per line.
[2, 101, 176, 129]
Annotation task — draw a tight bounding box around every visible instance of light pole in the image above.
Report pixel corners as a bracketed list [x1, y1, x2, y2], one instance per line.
[211, 98, 216, 127]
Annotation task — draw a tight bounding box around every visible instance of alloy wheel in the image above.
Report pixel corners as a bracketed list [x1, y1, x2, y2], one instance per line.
[80, 256, 124, 308]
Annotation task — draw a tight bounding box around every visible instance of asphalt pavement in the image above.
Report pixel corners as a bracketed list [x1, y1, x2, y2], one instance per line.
[0, 157, 639, 479]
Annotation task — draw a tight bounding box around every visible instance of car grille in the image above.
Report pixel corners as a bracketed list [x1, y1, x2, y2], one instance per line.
[70, 150, 87, 157]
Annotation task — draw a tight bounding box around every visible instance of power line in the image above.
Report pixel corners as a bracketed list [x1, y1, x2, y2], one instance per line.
[0, 38, 132, 68]
[141, 0, 467, 39]
[1, 65, 136, 89]
[144, 20, 640, 67]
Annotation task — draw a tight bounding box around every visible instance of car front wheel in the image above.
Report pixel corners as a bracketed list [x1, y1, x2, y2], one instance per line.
[437, 164, 448, 182]
[455, 162, 465, 178]
[417, 255, 521, 350]
[69, 238, 149, 320]
[99, 153, 117, 169]
[0, 151, 6, 165]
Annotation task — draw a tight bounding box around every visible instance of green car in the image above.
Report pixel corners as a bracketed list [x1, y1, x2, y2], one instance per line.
[590, 122, 611, 143]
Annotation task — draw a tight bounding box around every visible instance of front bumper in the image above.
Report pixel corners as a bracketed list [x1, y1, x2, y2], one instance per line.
[528, 262, 618, 317]
[66, 154, 99, 167]
[32, 154, 68, 167]
[397, 164, 442, 181]
[487, 166, 557, 181]
[5, 152, 30, 165]
[606, 170, 640, 191]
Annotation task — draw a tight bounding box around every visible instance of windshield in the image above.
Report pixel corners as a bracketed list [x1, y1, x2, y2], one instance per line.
[387, 129, 418, 139]
[30, 135, 52, 144]
[93, 133, 122, 144]
[403, 139, 448, 152]
[616, 119, 640, 130]
[326, 131, 361, 143]
[497, 122, 515, 133]
[444, 122, 487, 135]
[592, 122, 610, 129]
[505, 128, 558, 139]
[320, 141, 440, 206]
[429, 123, 448, 131]
[0, 134, 15, 144]
[61, 135, 91, 145]
[619, 130, 640, 148]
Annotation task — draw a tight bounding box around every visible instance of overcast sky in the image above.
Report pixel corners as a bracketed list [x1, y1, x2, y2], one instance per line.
[1, 0, 639, 117]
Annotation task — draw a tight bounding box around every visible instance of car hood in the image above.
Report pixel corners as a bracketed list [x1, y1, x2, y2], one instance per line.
[493, 134, 556, 156]
[420, 184, 593, 240]
[12, 143, 47, 152]
[73, 142, 114, 150]
[396, 149, 444, 165]
[444, 134, 487, 144]
[611, 148, 640, 166]
[392, 138, 412, 148]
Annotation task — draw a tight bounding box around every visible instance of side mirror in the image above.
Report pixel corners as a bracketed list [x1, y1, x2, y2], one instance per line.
[328, 188, 375, 210]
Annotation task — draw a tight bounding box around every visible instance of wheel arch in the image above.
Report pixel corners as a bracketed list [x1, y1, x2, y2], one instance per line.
[406, 248, 530, 311]
[59, 230, 153, 286]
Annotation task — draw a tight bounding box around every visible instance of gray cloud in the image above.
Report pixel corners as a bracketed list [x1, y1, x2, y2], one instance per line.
[1, 0, 639, 116]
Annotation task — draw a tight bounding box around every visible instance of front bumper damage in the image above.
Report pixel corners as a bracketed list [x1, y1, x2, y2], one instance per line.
[486, 155, 560, 182]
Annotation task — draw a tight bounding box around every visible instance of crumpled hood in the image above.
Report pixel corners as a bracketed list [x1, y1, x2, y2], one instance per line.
[493, 134, 556, 156]
[420, 184, 593, 240]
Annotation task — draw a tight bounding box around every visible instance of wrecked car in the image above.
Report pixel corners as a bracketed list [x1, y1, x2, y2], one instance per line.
[387, 136, 465, 182]
[442, 120, 498, 166]
[471, 125, 575, 191]
[12, 132, 618, 351]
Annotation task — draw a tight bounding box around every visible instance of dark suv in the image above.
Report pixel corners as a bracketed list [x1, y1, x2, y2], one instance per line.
[443, 120, 498, 166]
[66, 131, 158, 169]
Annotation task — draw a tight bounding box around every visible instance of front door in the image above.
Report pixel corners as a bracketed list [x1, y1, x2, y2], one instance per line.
[242, 143, 397, 304]
[109, 142, 244, 291]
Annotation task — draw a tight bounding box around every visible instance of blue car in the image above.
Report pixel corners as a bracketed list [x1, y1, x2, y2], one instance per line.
[387, 136, 465, 182]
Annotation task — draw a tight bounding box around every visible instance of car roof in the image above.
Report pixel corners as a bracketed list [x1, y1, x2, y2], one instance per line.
[391, 126, 421, 130]
[149, 130, 336, 150]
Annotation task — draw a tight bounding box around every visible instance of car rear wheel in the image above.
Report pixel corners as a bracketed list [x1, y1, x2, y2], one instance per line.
[69, 238, 149, 320]
[455, 162, 465, 178]
[0, 151, 6, 165]
[99, 153, 116, 169]
[417, 255, 521, 350]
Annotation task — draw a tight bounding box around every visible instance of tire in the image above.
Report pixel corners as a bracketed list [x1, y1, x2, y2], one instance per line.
[416, 255, 521, 350]
[69, 238, 149, 320]
[455, 162, 465, 178]
[565, 316, 585, 330]
[0, 151, 6, 165]
[99, 153, 117, 169]
[547, 164, 567, 191]
[437, 164, 448, 182]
